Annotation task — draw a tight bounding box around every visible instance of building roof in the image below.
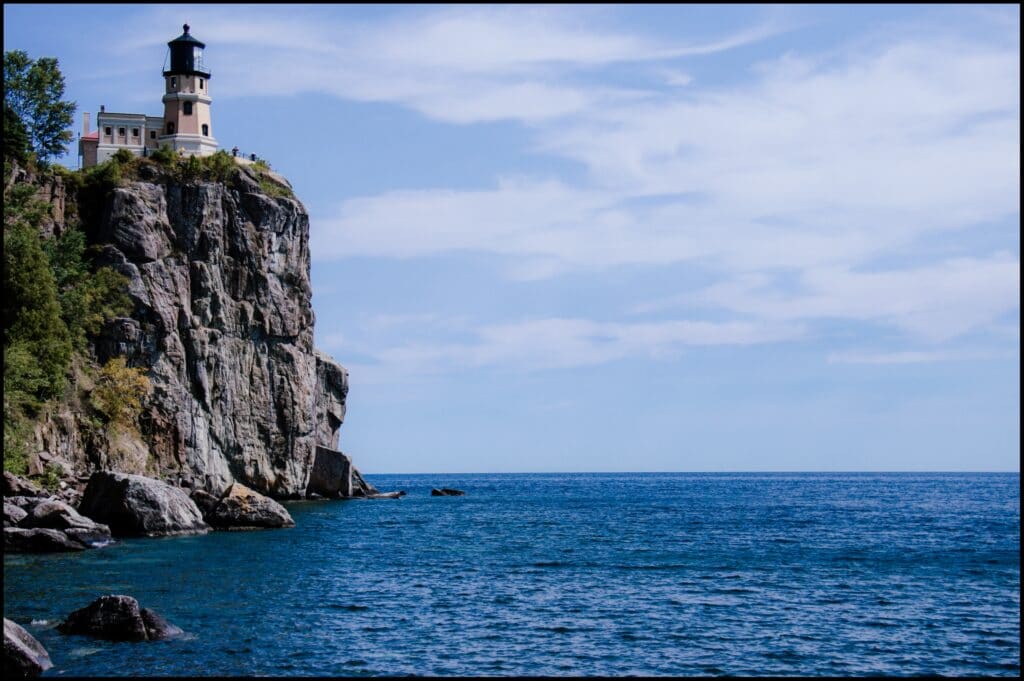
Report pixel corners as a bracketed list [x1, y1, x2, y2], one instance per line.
[97, 111, 148, 119]
[169, 24, 205, 48]
[81, 131, 99, 141]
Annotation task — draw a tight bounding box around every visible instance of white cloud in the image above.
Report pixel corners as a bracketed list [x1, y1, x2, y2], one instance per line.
[361, 317, 804, 372]
[826, 350, 999, 365]
[692, 254, 1020, 342]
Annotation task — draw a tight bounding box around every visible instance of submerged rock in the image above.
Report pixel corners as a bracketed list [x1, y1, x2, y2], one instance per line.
[77, 471, 208, 537]
[367, 491, 406, 499]
[4, 618, 53, 678]
[58, 595, 182, 642]
[207, 482, 295, 529]
[431, 488, 466, 497]
[4, 527, 86, 553]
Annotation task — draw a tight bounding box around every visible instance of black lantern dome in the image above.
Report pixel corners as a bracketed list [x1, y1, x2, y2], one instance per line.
[164, 24, 210, 77]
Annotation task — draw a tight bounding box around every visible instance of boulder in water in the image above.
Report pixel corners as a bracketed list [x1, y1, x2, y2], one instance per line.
[58, 595, 182, 642]
[4, 527, 86, 553]
[431, 488, 465, 496]
[20, 499, 112, 546]
[77, 471, 208, 537]
[4, 617, 53, 677]
[207, 483, 295, 529]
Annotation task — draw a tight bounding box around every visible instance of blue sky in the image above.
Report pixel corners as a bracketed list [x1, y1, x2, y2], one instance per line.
[4, 4, 1019, 472]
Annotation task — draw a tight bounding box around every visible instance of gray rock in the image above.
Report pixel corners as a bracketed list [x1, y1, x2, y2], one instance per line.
[351, 467, 379, 497]
[58, 595, 181, 641]
[4, 618, 53, 678]
[78, 471, 208, 537]
[4, 503, 27, 528]
[189, 489, 220, 518]
[29, 171, 371, 498]
[4, 527, 86, 553]
[207, 483, 295, 529]
[431, 488, 466, 496]
[307, 446, 352, 498]
[367, 491, 406, 499]
[21, 500, 112, 545]
[3, 473, 44, 498]
[3, 497, 51, 513]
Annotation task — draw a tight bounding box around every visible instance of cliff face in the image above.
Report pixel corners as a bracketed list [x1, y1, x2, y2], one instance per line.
[34, 165, 354, 498]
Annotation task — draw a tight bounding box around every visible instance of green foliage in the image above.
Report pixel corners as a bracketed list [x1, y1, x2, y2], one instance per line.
[90, 357, 150, 431]
[84, 157, 123, 191]
[3, 220, 72, 400]
[149, 143, 176, 166]
[259, 177, 292, 198]
[3, 50, 75, 162]
[39, 462, 62, 491]
[43, 228, 131, 350]
[180, 153, 202, 181]
[251, 158, 270, 171]
[201, 149, 236, 182]
[4, 104, 32, 165]
[112, 148, 136, 165]
[2, 409, 32, 475]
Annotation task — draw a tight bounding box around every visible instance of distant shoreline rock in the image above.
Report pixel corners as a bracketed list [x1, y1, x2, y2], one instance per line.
[431, 488, 465, 497]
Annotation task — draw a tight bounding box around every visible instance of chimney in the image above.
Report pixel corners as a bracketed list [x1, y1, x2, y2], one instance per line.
[83, 112, 90, 135]
[100, 104, 105, 113]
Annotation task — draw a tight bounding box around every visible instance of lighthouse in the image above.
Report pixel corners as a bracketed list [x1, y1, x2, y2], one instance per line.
[79, 24, 221, 167]
[158, 24, 218, 156]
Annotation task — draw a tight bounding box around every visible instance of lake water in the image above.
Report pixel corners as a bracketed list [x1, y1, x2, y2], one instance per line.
[3, 473, 1020, 676]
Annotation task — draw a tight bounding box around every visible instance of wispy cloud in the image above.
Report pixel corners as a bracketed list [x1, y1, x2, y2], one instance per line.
[346, 317, 804, 373]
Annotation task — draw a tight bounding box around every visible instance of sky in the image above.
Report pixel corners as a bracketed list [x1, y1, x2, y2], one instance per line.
[4, 4, 1020, 472]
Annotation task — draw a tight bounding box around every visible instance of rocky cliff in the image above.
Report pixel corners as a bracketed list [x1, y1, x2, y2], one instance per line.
[28, 162, 367, 499]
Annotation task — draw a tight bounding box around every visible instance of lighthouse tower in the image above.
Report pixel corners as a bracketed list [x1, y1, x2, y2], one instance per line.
[159, 24, 218, 156]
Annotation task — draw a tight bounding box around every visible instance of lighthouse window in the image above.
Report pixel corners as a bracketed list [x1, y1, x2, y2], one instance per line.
[202, 124, 209, 136]
[199, 78, 204, 90]
[183, 102, 193, 115]
[171, 77, 177, 89]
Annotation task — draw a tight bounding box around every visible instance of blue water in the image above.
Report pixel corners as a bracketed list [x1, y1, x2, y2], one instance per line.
[3, 473, 1019, 676]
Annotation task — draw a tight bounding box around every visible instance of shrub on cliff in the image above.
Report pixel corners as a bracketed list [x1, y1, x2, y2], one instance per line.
[149, 144, 176, 166]
[44, 228, 131, 351]
[90, 357, 150, 432]
[202, 149, 236, 182]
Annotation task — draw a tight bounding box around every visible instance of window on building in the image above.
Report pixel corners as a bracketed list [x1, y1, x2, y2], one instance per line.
[150, 130, 157, 139]
[199, 78, 204, 89]
[166, 122, 175, 134]
[171, 77, 177, 89]
[202, 124, 209, 136]
[118, 127, 126, 137]
[132, 128, 139, 137]
[183, 102, 193, 115]
[104, 126, 112, 136]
